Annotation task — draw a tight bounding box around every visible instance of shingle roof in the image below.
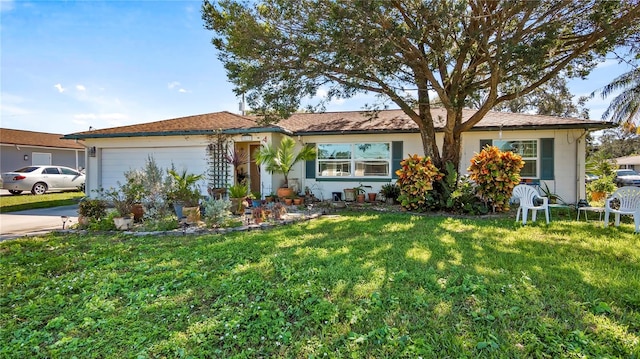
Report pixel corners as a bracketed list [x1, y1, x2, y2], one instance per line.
[65, 111, 263, 139]
[276, 108, 615, 134]
[0, 128, 85, 149]
[615, 155, 640, 166]
[62, 108, 616, 140]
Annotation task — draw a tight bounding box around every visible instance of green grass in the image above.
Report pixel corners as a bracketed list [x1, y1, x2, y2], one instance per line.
[1, 212, 639, 358]
[0, 191, 84, 213]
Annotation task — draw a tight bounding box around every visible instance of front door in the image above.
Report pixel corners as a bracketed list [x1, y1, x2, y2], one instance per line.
[249, 144, 261, 196]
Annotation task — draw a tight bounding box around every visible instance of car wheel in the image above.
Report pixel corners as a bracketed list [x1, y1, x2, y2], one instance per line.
[8, 190, 23, 195]
[31, 182, 48, 195]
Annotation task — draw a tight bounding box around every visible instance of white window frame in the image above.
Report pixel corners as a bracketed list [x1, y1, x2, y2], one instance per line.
[494, 139, 539, 178]
[317, 142, 392, 178]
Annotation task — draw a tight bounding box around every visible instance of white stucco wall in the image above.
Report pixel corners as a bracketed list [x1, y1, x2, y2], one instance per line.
[295, 128, 588, 204]
[82, 127, 589, 204]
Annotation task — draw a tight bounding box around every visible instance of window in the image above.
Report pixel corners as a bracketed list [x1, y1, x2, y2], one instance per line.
[317, 142, 391, 178]
[60, 167, 81, 176]
[43, 167, 60, 175]
[494, 140, 538, 178]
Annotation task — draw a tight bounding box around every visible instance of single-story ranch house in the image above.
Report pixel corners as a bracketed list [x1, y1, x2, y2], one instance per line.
[1, 128, 86, 173]
[63, 109, 614, 204]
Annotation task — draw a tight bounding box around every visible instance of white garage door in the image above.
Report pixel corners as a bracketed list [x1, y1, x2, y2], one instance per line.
[101, 147, 207, 191]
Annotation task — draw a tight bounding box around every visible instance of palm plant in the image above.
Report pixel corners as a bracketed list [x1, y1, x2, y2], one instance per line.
[593, 67, 640, 125]
[168, 169, 204, 206]
[255, 137, 316, 188]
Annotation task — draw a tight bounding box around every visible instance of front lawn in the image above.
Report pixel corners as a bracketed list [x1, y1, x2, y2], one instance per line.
[0, 191, 84, 213]
[1, 212, 638, 358]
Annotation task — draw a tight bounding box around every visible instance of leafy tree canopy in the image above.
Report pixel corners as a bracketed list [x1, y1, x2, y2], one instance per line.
[203, 0, 640, 177]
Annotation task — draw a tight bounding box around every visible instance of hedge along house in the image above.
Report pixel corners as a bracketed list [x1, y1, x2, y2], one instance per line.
[0, 128, 85, 173]
[64, 109, 614, 204]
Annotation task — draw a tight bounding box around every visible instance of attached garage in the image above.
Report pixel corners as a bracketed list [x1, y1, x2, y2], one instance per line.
[100, 146, 207, 191]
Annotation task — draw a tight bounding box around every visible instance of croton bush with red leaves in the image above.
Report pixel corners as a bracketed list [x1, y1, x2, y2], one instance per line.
[467, 146, 524, 212]
[395, 154, 444, 212]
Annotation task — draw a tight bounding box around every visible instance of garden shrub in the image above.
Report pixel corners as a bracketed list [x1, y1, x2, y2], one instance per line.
[395, 154, 444, 212]
[467, 145, 524, 212]
[203, 197, 232, 228]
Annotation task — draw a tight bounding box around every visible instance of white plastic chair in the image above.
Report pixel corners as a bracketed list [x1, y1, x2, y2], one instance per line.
[512, 184, 549, 225]
[604, 186, 640, 233]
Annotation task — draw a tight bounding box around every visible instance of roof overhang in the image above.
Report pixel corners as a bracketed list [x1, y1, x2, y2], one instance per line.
[62, 127, 292, 140]
[293, 122, 617, 136]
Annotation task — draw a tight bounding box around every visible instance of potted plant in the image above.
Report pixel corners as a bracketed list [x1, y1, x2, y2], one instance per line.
[122, 169, 147, 222]
[255, 137, 316, 198]
[271, 202, 286, 220]
[353, 184, 370, 203]
[587, 175, 616, 202]
[284, 195, 294, 206]
[228, 182, 249, 214]
[168, 169, 204, 220]
[343, 188, 356, 202]
[226, 148, 249, 184]
[380, 183, 401, 204]
[265, 192, 276, 203]
[103, 187, 135, 230]
[77, 197, 107, 225]
[251, 206, 265, 224]
[250, 191, 262, 207]
[539, 182, 565, 204]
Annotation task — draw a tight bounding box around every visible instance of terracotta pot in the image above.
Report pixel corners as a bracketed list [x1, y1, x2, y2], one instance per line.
[284, 198, 293, 205]
[356, 194, 365, 203]
[132, 203, 144, 222]
[293, 198, 303, 205]
[182, 206, 201, 224]
[367, 193, 377, 202]
[590, 191, 606, 202]
[277, 187, 294, 198]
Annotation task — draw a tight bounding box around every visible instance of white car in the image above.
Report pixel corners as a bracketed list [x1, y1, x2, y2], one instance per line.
[615, 169, 640, 187]
[1, 165, 85, 195]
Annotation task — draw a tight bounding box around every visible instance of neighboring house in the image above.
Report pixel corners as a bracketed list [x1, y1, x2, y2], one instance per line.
[614, 155, 640, 171]
[63, 109, 614, 204]
[0, 128, 86, 173]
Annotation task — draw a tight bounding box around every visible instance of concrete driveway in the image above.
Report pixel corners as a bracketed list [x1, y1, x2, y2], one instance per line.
[0, 190, 79, 241]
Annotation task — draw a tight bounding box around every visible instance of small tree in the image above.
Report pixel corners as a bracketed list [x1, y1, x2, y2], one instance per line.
[395, 154, 444, 212]
[255, 137, 316, 188]
[468, 146, 524, 212]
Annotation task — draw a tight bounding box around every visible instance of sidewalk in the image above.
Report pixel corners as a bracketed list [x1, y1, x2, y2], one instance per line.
[0, 204, 79, 241]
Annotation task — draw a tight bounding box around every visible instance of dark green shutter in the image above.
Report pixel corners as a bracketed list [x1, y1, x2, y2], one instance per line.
[480, 139, 492, 151]
[392, 141, 403, 179]
[305, 143, 316, 179]
[540, 138, 554, 180]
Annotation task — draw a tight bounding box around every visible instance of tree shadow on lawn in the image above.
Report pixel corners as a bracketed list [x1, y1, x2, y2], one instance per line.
[138, 213, 640, 357]
[2, 213, 639, 358]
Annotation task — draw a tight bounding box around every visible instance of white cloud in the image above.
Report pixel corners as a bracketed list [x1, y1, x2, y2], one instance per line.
[0, 92, 32, 116]
[168, 81, 189, 93]
[76, 84, 86, 91]
[0, 0, 15, 13]
[54, 83, 65, 93]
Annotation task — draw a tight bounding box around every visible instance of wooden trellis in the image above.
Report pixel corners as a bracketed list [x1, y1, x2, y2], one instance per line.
[206, 132, 231, 198]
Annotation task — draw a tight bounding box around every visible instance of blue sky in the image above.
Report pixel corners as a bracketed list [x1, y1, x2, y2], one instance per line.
[1, 0, 634, 135]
